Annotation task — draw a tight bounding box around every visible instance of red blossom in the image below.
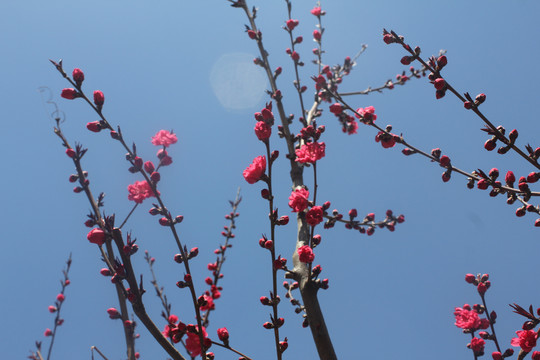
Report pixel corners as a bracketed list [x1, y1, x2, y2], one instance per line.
[127, 180, 155, 204]
[185, 326, 209, 357]
[355, 106, 377, 123]
[454, 306, 481, 330]
[310, 6, 323, 16]
[200, 294, 215, 311]
[243, 156, 266, 184]
[306, 206, 324, 226]
[286, 19, 299, 31]
[151, 130, 178, 147]
[313, 30, 321, 41]
[344, 120, 358, 135]
[295, 142, 326, 163]
[44, 328, 53, 337]
[297, 245, 315, 263]
[329, 103, 343, 115]
[511, 330, 538, 352]
[254, 121, 272, 141]
[470, 337, 485, 354]
[288, 188, 310, 212]
[375, 131, 399, 148]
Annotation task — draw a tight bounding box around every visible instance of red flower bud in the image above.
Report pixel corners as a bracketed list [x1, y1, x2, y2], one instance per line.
[61, 88, 79, 100]
[87, 228, 106, 246]
[484, 139, 496, 151]
[65, 148, 76, 158]
[73, 68, 84, 86]
[477, 282, 487, 295]
[86, 121, 101, 132]
[217, 327, 229, 341]
[434, 78, 446, 90]
[93, 90, 105, 107]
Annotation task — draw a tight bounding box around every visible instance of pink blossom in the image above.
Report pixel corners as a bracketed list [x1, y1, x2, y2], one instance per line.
[375, 131, 399, 148]
[44, 328, 53, 337]
[295, 142, 326, 164]
[254, 121, 272, 141]
[311, 6, 322, 16]
[200, 294, 215, 311]
[355, 106, 377, 123]
[185, 326, 208, 357]
[470, 337, 485, 354]
[288, 188, 310, 212]
[151, 130, 178, 147]
[306, 206, 324, 226]
[511, 330, 538, 352]
[344, 120, 358, 135]
[329, 103, 343, 115]
[454, 306, 481, 330]
[297, 245, 315, 263]
[127, 180, 155, 204]
[56, 294, 65, 302]
[243, 156, 266, 184]
[286, 19, 299, 31]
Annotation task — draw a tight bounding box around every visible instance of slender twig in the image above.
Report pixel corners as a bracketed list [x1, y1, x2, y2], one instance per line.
[119, 203, 139, 230]
[91, 346, 109, 360]
[211, 341, 254, 360]
[45, 254, 72, 360]
[387, 31, 540, 171]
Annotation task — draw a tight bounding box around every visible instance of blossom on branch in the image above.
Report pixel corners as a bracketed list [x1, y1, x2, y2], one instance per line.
[151, 130, 178, 147]
[355, 106, 377, 124]
[511, 330, 538, 352]
[295, 142, 326, 164]
[306, 206, 324, 226]
[470, 337, 485, 354]
[243, 156, 266, 184]
[127, 180, 155, 204]
[288, 188, 310, 212]
[298, 245, 315, 263]
[185, 326, 210, 357]
[454, 305, 481, 330]
[254, 121, 272, 141]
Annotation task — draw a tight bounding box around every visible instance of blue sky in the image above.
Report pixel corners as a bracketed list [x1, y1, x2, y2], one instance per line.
[2, 0, 540, 359]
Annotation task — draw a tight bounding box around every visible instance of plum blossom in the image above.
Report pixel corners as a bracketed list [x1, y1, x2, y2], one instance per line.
[288, 188, 310, 212]
[355, 106, 377, 123]
[470, 337, 485, 354]
[151, 130, 178, 147]
[295, 142, 325, 164]
[297, 245, 315, 263]
[454, 306, 481, 330]
[128, 180, 155, 204]
[243, 156, 266, 184]
[511, 330, 538, 352]
[254, 121, 271, 141]
[185, 326, 209, 357]
[306, 206, 324, 226]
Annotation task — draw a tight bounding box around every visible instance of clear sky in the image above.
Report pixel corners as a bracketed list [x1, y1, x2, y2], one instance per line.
[2, 0, 540, 359]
